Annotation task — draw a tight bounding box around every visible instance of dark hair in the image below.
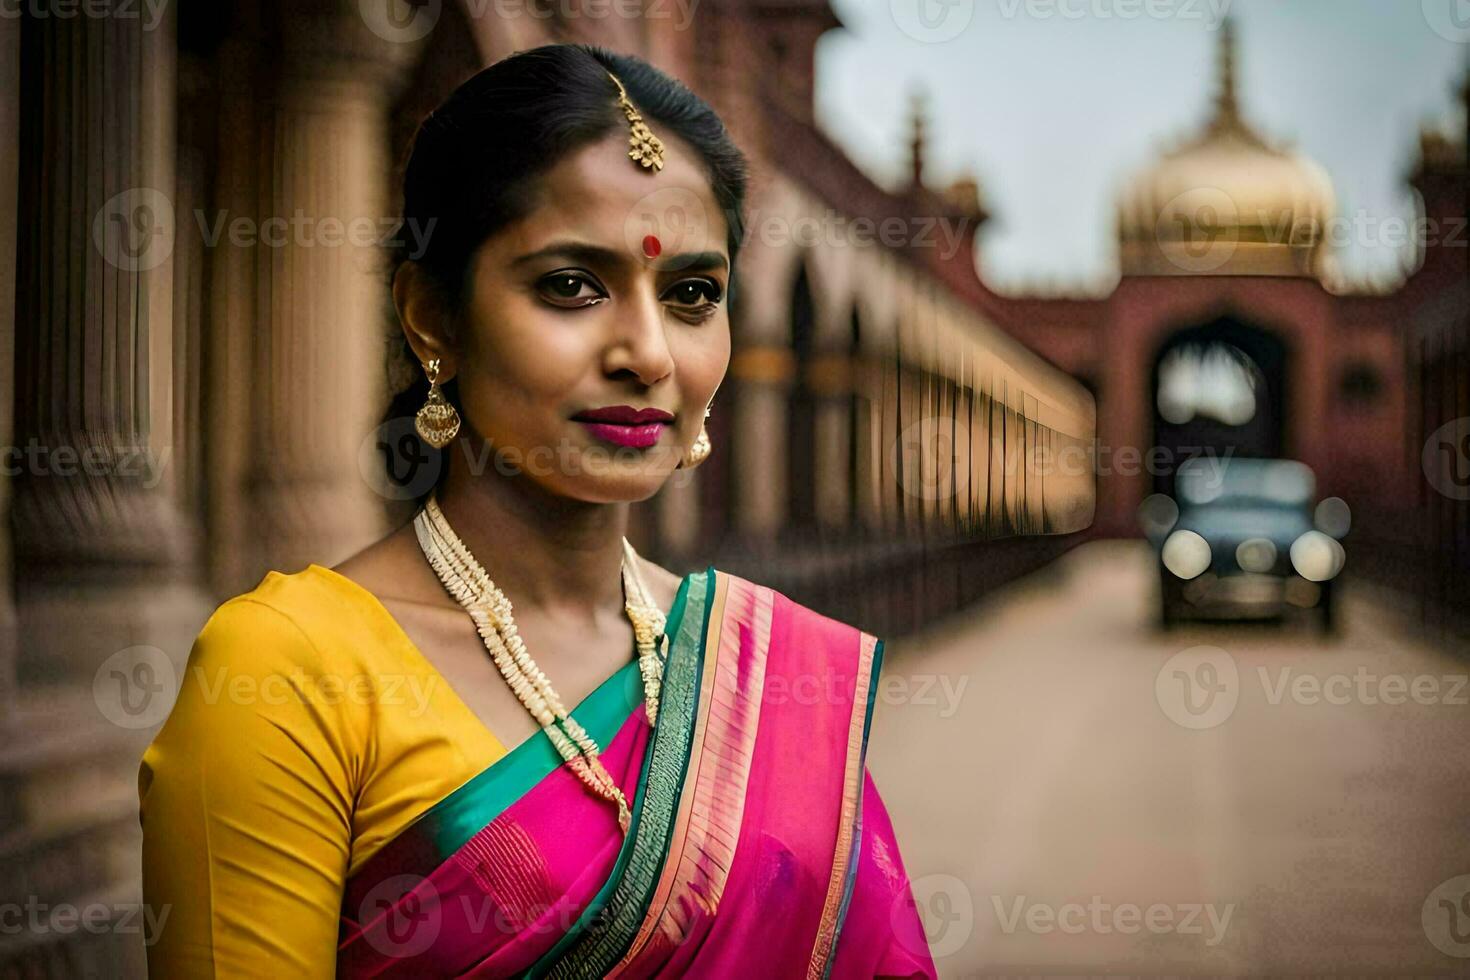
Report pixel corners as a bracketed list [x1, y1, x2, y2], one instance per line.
[382, 43, 749, 493]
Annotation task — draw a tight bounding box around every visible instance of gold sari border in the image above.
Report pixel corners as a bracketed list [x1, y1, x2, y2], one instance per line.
[609, 569, 763, 972]
[650, 574, 772, 951]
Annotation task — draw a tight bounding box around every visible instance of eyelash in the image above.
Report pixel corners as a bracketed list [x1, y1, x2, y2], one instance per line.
[535, 271, 724, 320]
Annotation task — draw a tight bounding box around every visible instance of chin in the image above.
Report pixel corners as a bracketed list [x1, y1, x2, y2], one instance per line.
[539, 443, 682, 504]
[554, 471, 671, 505]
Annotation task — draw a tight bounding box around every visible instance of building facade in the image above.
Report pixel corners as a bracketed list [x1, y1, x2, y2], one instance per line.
[991, 21, 1468, 566]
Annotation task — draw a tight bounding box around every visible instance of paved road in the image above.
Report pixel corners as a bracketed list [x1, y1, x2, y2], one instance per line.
[866, 540, 1470, 977]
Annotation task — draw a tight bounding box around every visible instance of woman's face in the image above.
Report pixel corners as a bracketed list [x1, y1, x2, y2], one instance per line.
[449, 130, 731, 504]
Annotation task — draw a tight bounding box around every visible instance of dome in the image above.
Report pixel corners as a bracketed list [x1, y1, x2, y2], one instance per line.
[1117, 19, 1337, 278]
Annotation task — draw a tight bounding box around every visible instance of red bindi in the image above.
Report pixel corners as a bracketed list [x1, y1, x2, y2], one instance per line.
[642, 234, 661, 258]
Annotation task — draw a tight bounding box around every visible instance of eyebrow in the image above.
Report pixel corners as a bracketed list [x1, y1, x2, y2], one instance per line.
[511, 240, 729, 274]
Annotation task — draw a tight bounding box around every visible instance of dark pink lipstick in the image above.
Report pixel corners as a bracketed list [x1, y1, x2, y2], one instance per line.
[571, 405, 675, 449]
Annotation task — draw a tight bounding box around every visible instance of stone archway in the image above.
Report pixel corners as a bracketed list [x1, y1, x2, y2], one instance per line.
[1149, 313, 1290, 496]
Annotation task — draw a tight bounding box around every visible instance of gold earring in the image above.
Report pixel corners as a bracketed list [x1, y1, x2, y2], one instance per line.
[415, 357, 461, 449]
[679, 402, 713, 469]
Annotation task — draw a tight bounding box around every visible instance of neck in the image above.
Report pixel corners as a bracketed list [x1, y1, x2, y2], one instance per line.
[432, 443, 634, 627]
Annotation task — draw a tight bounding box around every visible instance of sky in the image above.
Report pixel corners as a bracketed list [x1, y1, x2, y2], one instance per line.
[814, 0, 1469, 294]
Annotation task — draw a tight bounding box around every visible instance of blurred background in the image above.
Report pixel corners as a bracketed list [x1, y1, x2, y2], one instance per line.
[1, 0, 1468, 975]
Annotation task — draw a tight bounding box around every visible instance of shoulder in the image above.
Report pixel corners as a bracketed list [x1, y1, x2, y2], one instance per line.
[640, 558, 685, 616]
[140, 572, 366, 852]
[183, 561, 397, 691]
[332, 519, 450, 607]
[143, 565, 385, 788]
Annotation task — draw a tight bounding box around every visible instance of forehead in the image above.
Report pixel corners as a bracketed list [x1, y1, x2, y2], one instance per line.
[494, 131, 730, 261]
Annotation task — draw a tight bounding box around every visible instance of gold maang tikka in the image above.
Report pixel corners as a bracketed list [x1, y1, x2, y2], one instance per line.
[605, 69, 664, 172]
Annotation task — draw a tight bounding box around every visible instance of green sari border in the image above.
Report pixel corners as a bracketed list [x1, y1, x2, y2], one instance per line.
[361, 571, 696, 872]
[525, 566, 718, 980]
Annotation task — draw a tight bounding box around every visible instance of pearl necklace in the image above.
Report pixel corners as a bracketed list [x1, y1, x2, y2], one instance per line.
[413, 494, 669, 833]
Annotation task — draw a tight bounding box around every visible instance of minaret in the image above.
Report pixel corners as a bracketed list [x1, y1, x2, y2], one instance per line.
[908, 87, 928, 191]
[1200, 15, 1270, 149]
[1214, 16, 1240, 128]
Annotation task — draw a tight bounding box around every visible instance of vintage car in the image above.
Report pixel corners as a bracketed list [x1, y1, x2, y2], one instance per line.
[1140, 457, 1349, 630]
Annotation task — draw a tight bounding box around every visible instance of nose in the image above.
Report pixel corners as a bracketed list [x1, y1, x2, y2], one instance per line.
[602, 288, 674, 386]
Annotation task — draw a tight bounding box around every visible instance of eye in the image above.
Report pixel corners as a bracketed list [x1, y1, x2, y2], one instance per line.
[536, 271, 607, 309]
[662, 278, 723, 308]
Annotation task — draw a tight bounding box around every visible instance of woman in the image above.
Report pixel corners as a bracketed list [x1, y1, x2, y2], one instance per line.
[139, 43, 936, 978]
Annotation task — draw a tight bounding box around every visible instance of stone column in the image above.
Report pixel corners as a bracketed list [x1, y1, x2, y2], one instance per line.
[4, 6, 207, 976]
[9, 3, 197, 684]
[656, 467, 702, 560]
[0, 11, 19, 720]
[854, 356, 884, 530]
[810, 352, 853, 528]
[728, 346, 794, 536]
[200, 35, 263, 597]
[235, 10, 410, 579]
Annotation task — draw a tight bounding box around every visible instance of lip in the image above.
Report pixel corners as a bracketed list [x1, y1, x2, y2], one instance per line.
[571, 405, 675, 450]
[571, 405, 676, 425]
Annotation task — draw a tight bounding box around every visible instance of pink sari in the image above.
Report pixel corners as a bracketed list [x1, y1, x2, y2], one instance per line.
[337, 567, 936, 978]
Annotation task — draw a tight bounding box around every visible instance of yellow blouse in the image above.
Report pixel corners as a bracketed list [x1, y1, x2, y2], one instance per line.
[139, 564, 508, 977]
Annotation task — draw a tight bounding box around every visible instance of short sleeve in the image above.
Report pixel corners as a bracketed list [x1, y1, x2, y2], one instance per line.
[139, 597, 363, 977]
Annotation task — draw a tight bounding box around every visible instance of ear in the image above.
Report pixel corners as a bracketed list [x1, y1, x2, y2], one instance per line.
[393, 261, 457, 381]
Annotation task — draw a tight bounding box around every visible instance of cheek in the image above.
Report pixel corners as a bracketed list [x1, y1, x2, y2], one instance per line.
[464, 311, 592, 404]
[674, 323, 731, 397]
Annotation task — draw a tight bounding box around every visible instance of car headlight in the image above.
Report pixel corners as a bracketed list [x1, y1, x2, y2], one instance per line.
[1290, 530, 1345, 582]
[1235, 537, 1278, 573]
[1138, 493, 1180, 541]
[1162, 529, 1212, 580]
[1314, 497, 1351, 539]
